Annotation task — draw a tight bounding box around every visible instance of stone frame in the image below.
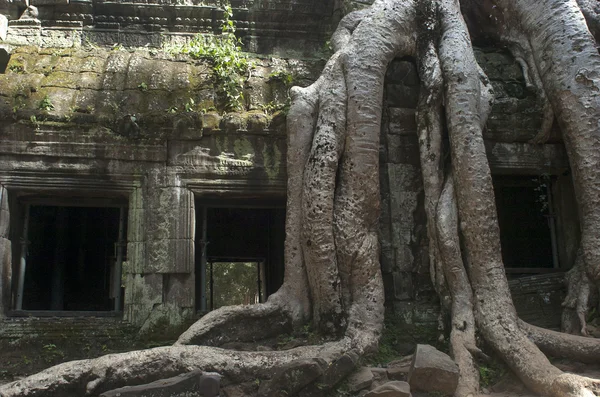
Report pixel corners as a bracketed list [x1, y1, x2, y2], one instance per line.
[0, 174, 141, 319]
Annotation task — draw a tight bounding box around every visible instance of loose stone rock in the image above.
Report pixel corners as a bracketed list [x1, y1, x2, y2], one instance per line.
[347, 366, 375, 392]
[407, 344, 459, 395]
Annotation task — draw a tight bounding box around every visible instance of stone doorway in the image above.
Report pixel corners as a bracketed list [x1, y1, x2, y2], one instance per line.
[493, 175, 559, 273]
[194, 203, 285, 312]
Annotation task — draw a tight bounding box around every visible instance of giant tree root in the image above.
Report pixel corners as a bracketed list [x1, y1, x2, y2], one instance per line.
[0, 337, 360, 397]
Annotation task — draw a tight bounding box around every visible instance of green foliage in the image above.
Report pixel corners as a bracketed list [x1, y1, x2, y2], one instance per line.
[42, 343, 65, 364]
[184, 97, 195, 112]
[168, 3, 249, 111]
[39, 95, 54, 111]
[138, 82, 148, 91]
[268, 70, 295, 87]
[208, 262, 262, 309]
[9, 62, 25, 73]
[261, 100, 290, 115]
[478, 359, 507, 388]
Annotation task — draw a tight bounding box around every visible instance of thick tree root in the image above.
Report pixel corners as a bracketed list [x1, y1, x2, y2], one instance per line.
[0, 337, 358, 397]
[436, 1, 600, 396]
[520, 320, 600, 365]
[562, 249, 593, 336]
[176, 298, 293, 346]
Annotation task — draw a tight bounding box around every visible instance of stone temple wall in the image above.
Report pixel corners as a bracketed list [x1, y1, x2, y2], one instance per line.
[0, 0, 337, 57]
[378, 49, 575, 337]
[0, 20, 577, 342]
[0, 45, 324, 339]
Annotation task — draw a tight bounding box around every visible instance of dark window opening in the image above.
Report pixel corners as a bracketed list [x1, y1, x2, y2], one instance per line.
[195, 204, 285, 312]
[494, 176, 558, 272]
[14, 204, 127, 312]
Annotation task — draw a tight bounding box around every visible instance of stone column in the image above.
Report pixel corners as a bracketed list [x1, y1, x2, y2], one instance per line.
[0, 185, 11, 317]
[127, 170, 196, 336]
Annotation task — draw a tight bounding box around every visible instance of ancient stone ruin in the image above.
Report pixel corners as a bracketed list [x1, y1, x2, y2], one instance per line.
[0, 0, 587, 394]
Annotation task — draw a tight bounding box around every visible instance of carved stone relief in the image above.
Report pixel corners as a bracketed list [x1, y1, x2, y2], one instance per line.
[175, 146, 255, 176]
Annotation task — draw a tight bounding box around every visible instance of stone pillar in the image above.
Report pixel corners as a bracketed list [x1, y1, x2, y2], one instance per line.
[50, 206, 66, 310]
[0, 185, 11, 316]
[126, 170, 196, 336]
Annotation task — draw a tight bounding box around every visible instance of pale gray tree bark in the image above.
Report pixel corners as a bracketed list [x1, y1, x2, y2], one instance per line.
[2, 0, 600, 396]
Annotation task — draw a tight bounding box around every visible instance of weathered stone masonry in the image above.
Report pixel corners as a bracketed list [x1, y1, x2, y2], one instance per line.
[0, 0, 581, 341]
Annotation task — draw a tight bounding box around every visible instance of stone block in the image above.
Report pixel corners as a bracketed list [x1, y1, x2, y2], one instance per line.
[145, 187, 194, 242]
[127, 273, 163, 310]
[0, 185, 9, 239]
[146, 238, 194, 273]
[386, 84, 419, 109]
[380, 242, 395, 274]
[101, 72, 127, 91]
[408, 344, 459, 395]
[370, 367, 389, 383]
[474, 49, 523, 82]
[347, 367, 374, 392]
[320, 351, 359, 389]
[0, 237, 12, 316]
[387, 135, 420, 165]
[485, 141, 569, 174]
[387, 108, 417, 136]
[105, 51, 132, 73]
[128, 208, 145, 243]
[129, 188, 145, 210]
[364, 381, 411, 397]
[164, 273, 194, 308]
[127, 242, 146, 274]
[393, 271, 413, 301]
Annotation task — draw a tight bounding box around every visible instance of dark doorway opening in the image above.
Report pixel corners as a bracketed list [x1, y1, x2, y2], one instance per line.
[493, 176, 558, 272]
[195, 203, 285, 312]
[16, 205, 127, 312]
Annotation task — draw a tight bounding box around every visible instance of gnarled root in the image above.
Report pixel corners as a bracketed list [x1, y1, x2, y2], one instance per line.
[520, 320, 600, 364]
[562, 249, 593, 336]
[0, 336, 363, 397]
[176, 297, 294, 346]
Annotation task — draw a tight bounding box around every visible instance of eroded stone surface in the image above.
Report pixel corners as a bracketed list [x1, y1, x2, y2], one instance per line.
[407, 344, 459, 395]
[347, 367, 375, 392]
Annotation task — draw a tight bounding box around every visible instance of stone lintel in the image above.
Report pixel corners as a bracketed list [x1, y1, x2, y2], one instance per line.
[486, 141, 568, 175]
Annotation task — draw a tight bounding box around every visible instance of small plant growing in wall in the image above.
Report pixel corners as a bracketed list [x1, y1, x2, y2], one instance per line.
[185, 97, 195, 112]
[39, 95, 54, 111]
[138, 82, 148, 91]
[167, 3, 249, 111]
[8, 62, 25, 74]
[267, 70, 295, 87]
